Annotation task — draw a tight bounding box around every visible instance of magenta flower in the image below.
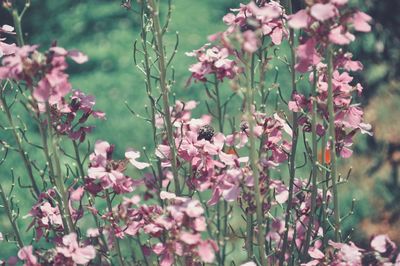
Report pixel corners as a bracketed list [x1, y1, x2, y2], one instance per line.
[125, 149, 150, 170]
[56, 233, 96, 265]
[87, 140, 137, 194]
[18, 246, 38, 266]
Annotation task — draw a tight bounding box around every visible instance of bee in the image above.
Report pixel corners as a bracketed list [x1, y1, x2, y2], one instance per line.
[121, 0, 131, 10]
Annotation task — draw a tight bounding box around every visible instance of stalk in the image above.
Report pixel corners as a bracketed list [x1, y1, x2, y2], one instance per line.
[245, 54, 267, 266]
[0, 183, 24, 248]
[146, 0, 181, 195]
[0, 91, 40, 196]
[213, 74, 229, 264]
[139, 7, 164, 206]
[12, 10, 24, 47]
[45, 105, 75, 234]
[327, 48, 340, 241]
[321, 133, 328, 247]
[105, 190, 125, 266]
[280, 0, 299, 262]
[245, 212, 254, 259]
[302, 69, 318, 258]
[72, 140, 109, 253]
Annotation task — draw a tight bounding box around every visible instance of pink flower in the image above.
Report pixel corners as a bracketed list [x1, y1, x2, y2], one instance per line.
[125, 149, 150, 169]
[295, 39, 321, 72]
[56, 233, 96, 264]
[310, 3, 337, 21]
[18, 246, 38, 266]
[288, 9, 311, 29]
[351, 11, 372, 32]
[198, 240, 218, 263]
[370, 234, 396, 254]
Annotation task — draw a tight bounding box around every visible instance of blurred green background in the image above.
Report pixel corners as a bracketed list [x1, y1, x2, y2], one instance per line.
[1, 0, 399, 261]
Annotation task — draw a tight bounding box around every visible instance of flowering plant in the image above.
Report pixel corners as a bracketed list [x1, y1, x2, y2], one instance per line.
[0, 0, 398, 265]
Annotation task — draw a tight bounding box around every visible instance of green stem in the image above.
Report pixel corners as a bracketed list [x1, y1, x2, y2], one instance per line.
[72, 140, 109, 253]
[147, 0, 181, 195]
[214, 74, 224, 133]
[321, 133, 328, 248]
[105, 190, 125, 266]
[12, 10, 24, 47]
[245, 212, 254, 259]
[0, 183, 24, 248]
[0, 91, 40, 196]
[139, 9, 164, 206]
[280, 1, 299, 262]
[302, 69, 318, 258]
[45, 105, 75, 234]
[327, 48, 340, 241]
[245, 54, 267, 266]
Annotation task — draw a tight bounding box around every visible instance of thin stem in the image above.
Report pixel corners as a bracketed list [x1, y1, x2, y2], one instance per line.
[12, 9, 24, 46]
[45, 105, 75, 234]
[245, 53, 267, 266]
[245, 212, 254, 259]
[72, 140, 109, 253]
[214, 74, 224, 133]
[321, 133, 328, 248]
[139, 7, 164, 206]
[105, 190, 125, 266]
[0, 90, 40, 196]
[327, 48, 340, 241]
[302, 69, 318, 258]
[280, 1, 299, 262]
[147, 0, 181, 195]
[0, 183, 24, 248]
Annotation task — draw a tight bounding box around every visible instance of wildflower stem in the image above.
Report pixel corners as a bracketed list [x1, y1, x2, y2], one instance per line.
[11, 9, 24, 47]
[245, 53, 267, 266]
[245, 212, 254, 259]
[105, 190, 125, 266]
[147, 0, 181, 195]
[45, 104, 75, 234]
[214, 74, 224, 133]
[213, 74, 228, 264]
[0, 86, 40, 196]
[321, 133, 328, 248]
[327, 47, 340, 241]
[0, 183, 24, 248]
[139, 6, 164, 206]
[72, 141, 109, 253]
[280, 0, 299, 262]
[302, 69, 318, 258]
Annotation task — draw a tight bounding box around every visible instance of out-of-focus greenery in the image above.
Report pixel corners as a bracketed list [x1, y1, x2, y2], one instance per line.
[0, 0, 398, 260]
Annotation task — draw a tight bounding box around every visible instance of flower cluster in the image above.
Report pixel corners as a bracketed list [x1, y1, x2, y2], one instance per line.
[86, 140, 148, 195]
[287, 0, 372, 72]
[220, 1, 287, 51]
[186, 44, 240, 83]
[304, 235, 400, 265]
[17, 233, 96, 265]
[50, 90, 105, 142]
[289, 57, 372, 158]
[117, 192, 217, 265]
[27, 189, 64, 241]
[0, 24, 16, 58]
[0, 45, 87, 108]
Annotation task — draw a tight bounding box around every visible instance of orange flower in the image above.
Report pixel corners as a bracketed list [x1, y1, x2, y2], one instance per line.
[318, 147, 331, 165]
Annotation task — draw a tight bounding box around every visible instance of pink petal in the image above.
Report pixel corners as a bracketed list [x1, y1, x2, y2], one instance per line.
[308, 247, 325, 259]
[198, 241, 216, 263]
[310, 3, 336, 21]
[73, 245, 96, 264]
[68, 50, 89, 64]
[352, 11, 372, 32]
[288, 9, 310, 29]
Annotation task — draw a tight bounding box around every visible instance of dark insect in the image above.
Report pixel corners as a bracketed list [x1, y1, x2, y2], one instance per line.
[197, 125, 215, 141]
[121, 0, 132, 10]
